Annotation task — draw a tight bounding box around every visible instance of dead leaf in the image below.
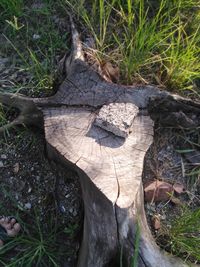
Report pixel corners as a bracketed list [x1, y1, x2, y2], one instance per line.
[13, 163, 19, 174]
[144, 180, 173, 203]
[101, 62, 120, 83]
[152, 215, 161, 230]
[173, 182, 185, 194]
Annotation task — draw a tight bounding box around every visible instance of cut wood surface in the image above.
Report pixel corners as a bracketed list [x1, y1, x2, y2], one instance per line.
[0, 19, 200, 267]
[40, 59, 199, 267]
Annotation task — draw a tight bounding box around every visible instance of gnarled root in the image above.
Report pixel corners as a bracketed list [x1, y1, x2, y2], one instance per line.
[0, 91, 43, 134]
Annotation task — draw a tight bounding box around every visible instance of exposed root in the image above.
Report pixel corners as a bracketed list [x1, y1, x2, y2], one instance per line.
[149, 94, 200, 113]
[0, 91, 32, 110]
[148, 94, 200, 128]
[69, 14, 84, 61]
[0, 91, 43, 134]
[57, 13, 84, 80]
[0, 117, 23, 134]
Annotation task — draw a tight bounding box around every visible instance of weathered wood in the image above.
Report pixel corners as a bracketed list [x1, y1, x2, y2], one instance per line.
[44, 106, 154, 266]
[0, 19, 200, 267]
[0, 92, 43, 133]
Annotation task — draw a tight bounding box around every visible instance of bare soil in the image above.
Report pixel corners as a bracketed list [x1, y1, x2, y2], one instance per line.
[0, 128, 83, 266]
[143, 125, 200, 262]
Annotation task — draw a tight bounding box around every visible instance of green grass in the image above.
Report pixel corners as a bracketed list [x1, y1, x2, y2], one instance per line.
[1, 0, 200, 93]
[0, 217, 59, 267]
[0, 214, 67, 267]
[119, 221, 140, 267]
[0, 104, 14, 138]
[64, 0, 200, 91]
[0, 0, 24, 20]
[0, 185, 77, 267]
[1, 0, 199, 93]
[0, 0, 68, 96]
[0, 104, 8, 127]
[63, 223, 79, 239]
[166, 208, 200, 262]
[162, 21, 200, 90]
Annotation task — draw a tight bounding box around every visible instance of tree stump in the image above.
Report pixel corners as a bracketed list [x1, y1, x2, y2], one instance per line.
[0, 19, 200, 267]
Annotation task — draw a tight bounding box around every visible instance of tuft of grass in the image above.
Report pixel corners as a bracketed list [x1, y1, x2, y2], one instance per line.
[65, 0, 116, 51]
[162, 21, 200, 90]
[167, 208, 200, 262]
[0, 104, 8, 127]
[0, 214, 66, 267]
[1, 1, 68, 96]
[0, 186, 75, 267]
[63, 223, 79, 239]
[0, 0, 24, 20]
[1, 224, 50, 267]
[113, 0, 178, 83]
[64, 0, 200, 91]
[0, 104, 13, 138]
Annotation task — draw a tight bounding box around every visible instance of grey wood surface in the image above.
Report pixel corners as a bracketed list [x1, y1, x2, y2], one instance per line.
[40, 58, 199, 266]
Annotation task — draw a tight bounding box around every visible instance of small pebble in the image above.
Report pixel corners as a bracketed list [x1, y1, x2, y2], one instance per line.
[73, 210, 78, 216]
[1, 154, 7, 159]
[0, 161, 3, 167]
[28, 187, 32, 193]
[33, 34, 40, 40]
[69, 208, 73, 214]
[60, 205, 66, 213]
[24, 202, 32, 209]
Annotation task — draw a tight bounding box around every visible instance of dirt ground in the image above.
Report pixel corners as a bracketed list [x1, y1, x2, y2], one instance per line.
[143, 125, 200, 262]
[0, 128, 83, 266]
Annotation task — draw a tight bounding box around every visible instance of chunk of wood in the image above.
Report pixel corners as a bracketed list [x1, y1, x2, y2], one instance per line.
[94, 102, 139, 138]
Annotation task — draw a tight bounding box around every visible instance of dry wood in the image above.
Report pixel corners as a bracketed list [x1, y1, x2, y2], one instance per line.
[0, 17, 200, 267]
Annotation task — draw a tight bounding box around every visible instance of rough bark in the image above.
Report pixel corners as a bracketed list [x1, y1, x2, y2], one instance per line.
[0, 18, 200, 267]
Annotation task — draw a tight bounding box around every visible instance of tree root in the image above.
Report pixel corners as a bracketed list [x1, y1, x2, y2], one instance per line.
[148, 94, 200, 128]
[0, 91, 43, 134]
[0, 118, 23, 134]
